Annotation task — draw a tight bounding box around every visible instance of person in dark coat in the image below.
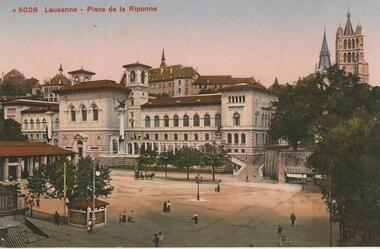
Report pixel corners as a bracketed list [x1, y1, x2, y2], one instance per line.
[192, 214, 199, 224]
[290, 212, 296, 226]
[122, 210, 127, 223]
[54, 211, 60, 226]
[152, 234, 160, 247]
[277, 224, 282, 234]
[163, 201, 167, 212]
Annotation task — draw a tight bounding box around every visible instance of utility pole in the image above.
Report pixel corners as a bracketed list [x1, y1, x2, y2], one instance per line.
[63, 162, 67, 218]
[329, 172, 333, 246]
[92, 163, 96, 229]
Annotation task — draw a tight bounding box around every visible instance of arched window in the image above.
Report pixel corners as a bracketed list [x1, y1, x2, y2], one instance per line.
[234, 133, 239, 144]
[215, 113, 222, 127]
[352, 39, 355, 49]
[42, 119, 47, 129]
[112, 139, 118, 154]
[194, 134, 199, 141]
[70, 106, 76, 121]
[348, 52, 351, 63]
[344, 53, 347, 63]
[154, 115, 160, 127]
[141, 71, 146, 83]
[36, 119, 40, 129]
[30, 119, 34, 129]
[81, 106, 87, 121]
[344, 39, 347, 49]
[92, 105, 99, 121]
[145, 116, 151, 128]
[183, 115, 189, 127]
[173, 115, 179, 127]
[23, 119, 28, 129]
[205, 133, 209, 141]
[241, 134, 246, 144]
[348, 39, 351, 49]
[233, 113, 240, 126]
[193, 114, 200, 126]
[204, 114, 211, 126]
[164, 115, 169, 127]
[227, 133, 232, 144]
[130, 71, 136, 82]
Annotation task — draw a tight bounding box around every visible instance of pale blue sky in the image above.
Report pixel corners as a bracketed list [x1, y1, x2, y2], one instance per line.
[0, 0, 379, 86]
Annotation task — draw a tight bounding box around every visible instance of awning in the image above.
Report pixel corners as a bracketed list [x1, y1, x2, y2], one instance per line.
[0, 141, 75, 157]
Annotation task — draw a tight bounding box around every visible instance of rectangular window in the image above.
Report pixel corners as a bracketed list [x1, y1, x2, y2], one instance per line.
[155, 134, 159, 140]
[164, 134, 168, 140]
[174, 134, 178, 140]
[184, 134, 188, 141]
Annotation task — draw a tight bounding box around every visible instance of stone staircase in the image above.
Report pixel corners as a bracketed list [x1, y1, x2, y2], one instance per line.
[232, 153, 265, 181]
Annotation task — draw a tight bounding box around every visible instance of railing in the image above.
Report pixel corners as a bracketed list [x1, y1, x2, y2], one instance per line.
[25, 209, 68, 224]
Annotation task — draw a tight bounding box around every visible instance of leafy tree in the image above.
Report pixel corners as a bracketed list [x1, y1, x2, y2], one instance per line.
[27, 157, 113, 201]
[0, 75, 39, 97]
[174, 147, 201, 180]
[158, 151, 175, 166]
[0, 118, 27, 141]
[308, 112, 380, 244]
[138, 146, 158, 172]
[200, 142, 228, 181]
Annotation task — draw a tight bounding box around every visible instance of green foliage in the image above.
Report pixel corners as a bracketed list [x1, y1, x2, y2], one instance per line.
[0, 118, 27, 141]
[0, 76, 39, 97]
[158, 151, 175, 165]
[27, 157, 113, 201]
[174, 147, 201, 180]
[308, 112, 380, 231]
[138, 146, 158, 170]
[199, 142, 228, 181]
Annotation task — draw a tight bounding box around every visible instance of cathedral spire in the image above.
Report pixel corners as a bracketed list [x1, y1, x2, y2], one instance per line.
[317, 28, 331, 72]
[344, 11, 354, 35]
[58, 63, 63, 75]
[160, 49, 166, 68]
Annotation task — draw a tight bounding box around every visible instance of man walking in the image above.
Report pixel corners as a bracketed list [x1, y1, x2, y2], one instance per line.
[152, 234, 160, 247]
[54, 211, 60, 226]
[158, 232, 164, 246]
[290, 212, 296, 227]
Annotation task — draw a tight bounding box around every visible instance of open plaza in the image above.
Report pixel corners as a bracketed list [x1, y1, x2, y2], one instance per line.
[27, 169, 337, 247]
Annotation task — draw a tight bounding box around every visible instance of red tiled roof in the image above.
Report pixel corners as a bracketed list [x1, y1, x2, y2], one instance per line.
[68, 69, 96, 75]
[21, 104, 59, 114]
[2, 99, 57, 107]
[122, 62, 152, 69]
[0, 141, 75, 157]
[141, 94, 221, 108]
[55, 80, 131, 94]
[220, 83, 277, 96]
[193, 75, 258, 86]
[149, 65, 197, 82]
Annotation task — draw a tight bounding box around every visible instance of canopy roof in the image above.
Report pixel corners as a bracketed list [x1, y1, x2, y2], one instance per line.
[0, 141, 75, 157]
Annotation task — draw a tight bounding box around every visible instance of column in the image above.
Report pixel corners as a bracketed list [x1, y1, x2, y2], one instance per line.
[131, 143, 135, 155]
[28, 157, 34, 178]
[158, 143, 161, 154]
[17, 158, 22, 181]
[3, 159, 9, 182]
[118, 108, 127, 154]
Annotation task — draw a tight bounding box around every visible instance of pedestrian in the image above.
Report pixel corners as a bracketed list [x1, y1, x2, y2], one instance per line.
[87, 220, 92, 233]
[192, 214, 198, 224]
[290, 212, 296, 227]
[119, 214, 122, 223]
[163, 201, 167, 212]
[216, 182, 220, 192]
[152, 234, 160, 247]
[277, 224, 282, 234]
[122, 210, 127, 223]
[128, 210, 135, 223]
[54, 211, 59, 226]
[158, 232, 164, 246]
[246, 176, 249, 182]
[166, 201, 171, 213]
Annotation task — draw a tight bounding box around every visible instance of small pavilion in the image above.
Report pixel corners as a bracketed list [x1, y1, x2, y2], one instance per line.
[0, 141, 75, 182]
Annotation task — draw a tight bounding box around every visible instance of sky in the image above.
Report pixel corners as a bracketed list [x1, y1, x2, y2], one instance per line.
[0, 0, 380, 87]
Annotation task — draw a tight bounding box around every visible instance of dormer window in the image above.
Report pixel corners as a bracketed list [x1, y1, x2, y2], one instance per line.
[84, 77, 89, 81]
[130, 71, 136, 82]
[74, 77, 79, 83]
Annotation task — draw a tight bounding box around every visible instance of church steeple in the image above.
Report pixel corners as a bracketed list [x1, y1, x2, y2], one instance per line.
[316, 28, 331, 72]
[58, 63, 63, 75]
[344, 12, 354, 35]
[160, 49, 166, 68]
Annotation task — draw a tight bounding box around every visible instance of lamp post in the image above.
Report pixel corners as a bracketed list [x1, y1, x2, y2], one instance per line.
[195, 174, 202, 201]
[163, 151, 169, 179]
[92, 164, 101, 229]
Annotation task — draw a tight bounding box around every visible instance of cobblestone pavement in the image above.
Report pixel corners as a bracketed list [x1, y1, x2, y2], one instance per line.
[28, 170, 338, 247]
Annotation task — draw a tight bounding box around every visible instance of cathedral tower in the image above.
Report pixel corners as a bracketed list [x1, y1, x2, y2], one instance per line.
[336, 12, 369, 83]
[316, 28, 331, 73]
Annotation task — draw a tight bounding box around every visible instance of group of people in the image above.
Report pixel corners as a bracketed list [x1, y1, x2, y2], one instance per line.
[162, 201, 171, 213]
[152, 232, 164, 247]
[119, 210, 135, 223]
[276, 212, 297, 246]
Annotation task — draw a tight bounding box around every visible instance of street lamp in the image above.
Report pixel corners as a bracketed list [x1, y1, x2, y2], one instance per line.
[195, 174, 202, 201]
[163, 150, 169, 179]
[92, 164, 101, 229]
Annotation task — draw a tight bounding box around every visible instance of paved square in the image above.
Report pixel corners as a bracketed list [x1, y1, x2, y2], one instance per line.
[29, 170, 337, 247]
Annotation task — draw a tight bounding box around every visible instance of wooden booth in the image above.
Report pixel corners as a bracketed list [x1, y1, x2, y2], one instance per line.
[68, 198, 109, 227]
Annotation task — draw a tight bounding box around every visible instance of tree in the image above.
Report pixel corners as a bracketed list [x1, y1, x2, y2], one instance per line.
[138, 146, 158, 172]
[307, 112, 380, 245]
[0, 118, 27, 141]
[200, 142, 228, 181]
[158, 151, 175, 178]
[27, 157, 113, 202]
[0, 75, 39, 97]
[174, 147, 201, 180]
